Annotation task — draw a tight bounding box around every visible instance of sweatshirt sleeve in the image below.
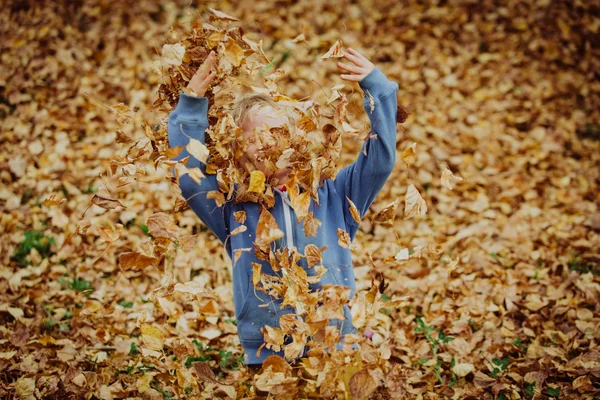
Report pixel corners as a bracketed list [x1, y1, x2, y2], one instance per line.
[168, 91, 230, 243]
[333, 66, 399, 240]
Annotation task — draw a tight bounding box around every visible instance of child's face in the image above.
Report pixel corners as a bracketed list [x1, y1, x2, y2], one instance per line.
[238, 106, 293, 186]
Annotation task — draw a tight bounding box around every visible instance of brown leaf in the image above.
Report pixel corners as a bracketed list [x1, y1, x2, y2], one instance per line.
[206, 190, 226, 207]
[233, 210, 246, 223]
[347, 197, 361, 224]
[43, 193, 65, 207]
[373, 198, 400, 224]
[256, 207, 284, 246]
[118, 252, 157, 271]
[349, 369, 378, 399]
[337, 228, 351, 248]
[303, 212, 322, 238]
[91, 194, 125, 210]
[397, 104, 409, 123]
[304, 244, 323, 267]
[147, 212, 180, 239]
[321, 39, 344, 59]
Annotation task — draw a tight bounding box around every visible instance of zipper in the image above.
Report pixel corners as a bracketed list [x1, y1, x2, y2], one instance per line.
[275, 187, 305, 358]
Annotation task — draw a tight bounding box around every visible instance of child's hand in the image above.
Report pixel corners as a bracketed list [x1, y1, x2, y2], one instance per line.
[186, 51, 217, 96]
[337, 48, 375, 82]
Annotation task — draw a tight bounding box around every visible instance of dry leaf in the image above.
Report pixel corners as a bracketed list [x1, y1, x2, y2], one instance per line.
[347, 197, 361, 224]
[231, 225, 247, 236]
[403, 184, 427, 219]
[337, 228, 351, 248]
[401, 142, 417, 166]
[119, 252, 157, 270]
[321, 39, 344, 59]
[141, 324, 164, 351]
[248, 170, 266, 193]
[440, 162, 464, 190]
[91, 194, 125, 210]
[147, 212, 180, 239]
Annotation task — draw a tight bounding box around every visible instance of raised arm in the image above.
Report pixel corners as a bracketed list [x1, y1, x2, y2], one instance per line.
[333, 49, 399, 239]
[168, 51, 230, 244]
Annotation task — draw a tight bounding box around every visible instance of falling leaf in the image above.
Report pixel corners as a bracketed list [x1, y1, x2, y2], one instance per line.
[403, 184, 427, 219]
[147, 212, 180, 239]
[397, 105, 409, 123]
[440, 163, 464, 190]
[296, 115, 317, 133]
[304, 244, 322, 267]
[303, 212, 322, 238]
[347, 197, 361, 224]
[206, 190, 226, 207]
[256, 207, 284, 246]
[186, 138, 209, 164]
[231, 225, 247, 236]
[373, 197, 400, 224]
[118, 252, 157, 271]
[233, 210, 247, 223]
[208, 7, 239, 21]
[401, 142, 417, 166]
[321, 39, 344, 59]
[91, 194, 125, 210]
[394, 248, 409, 262]
[337, 228, 351, 248]
[43, 193, 65, 207]
[248, 170, 266, 193]
[162, 43, 186, 66]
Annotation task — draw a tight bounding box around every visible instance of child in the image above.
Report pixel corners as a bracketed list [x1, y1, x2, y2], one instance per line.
[168, 48, 399, 366]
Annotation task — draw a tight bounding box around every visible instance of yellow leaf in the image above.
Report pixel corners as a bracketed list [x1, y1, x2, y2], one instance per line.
[15, 377, 35, 399]
[248, 170, 266, 193]
[256, 208, 284, 246]
[347, 197, 361, 224]
[321, 39, 344, 59]
[141, 324, 164, 352]
[186, 138, 209, 164]
[233, 210, 246, 223]
[401, 142, 417, 166]
[304, 244, 322, 267]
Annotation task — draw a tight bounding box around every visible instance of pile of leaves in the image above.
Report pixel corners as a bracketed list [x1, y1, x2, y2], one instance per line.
[1, 0, 599, 399]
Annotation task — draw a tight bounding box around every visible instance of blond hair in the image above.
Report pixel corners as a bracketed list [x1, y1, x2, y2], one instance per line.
[231, 93, 297, 132]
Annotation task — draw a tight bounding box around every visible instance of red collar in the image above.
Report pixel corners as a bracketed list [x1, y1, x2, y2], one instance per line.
[280, 185, 287, 192]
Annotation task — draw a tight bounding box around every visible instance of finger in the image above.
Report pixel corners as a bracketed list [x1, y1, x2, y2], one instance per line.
[342, 51, 364, 67]
[201, 71, 217, 86]
[347, 47, 369, 61]
[340, 74, 362, 82]
[337, 61, 364, 74]
[197, 52, 215, 76]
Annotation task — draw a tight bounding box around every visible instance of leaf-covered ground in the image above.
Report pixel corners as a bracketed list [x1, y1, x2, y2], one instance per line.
[1, 0, 599, 399]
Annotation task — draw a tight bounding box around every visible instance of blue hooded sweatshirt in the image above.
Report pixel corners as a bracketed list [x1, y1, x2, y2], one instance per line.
[168, 66, 399, 365]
